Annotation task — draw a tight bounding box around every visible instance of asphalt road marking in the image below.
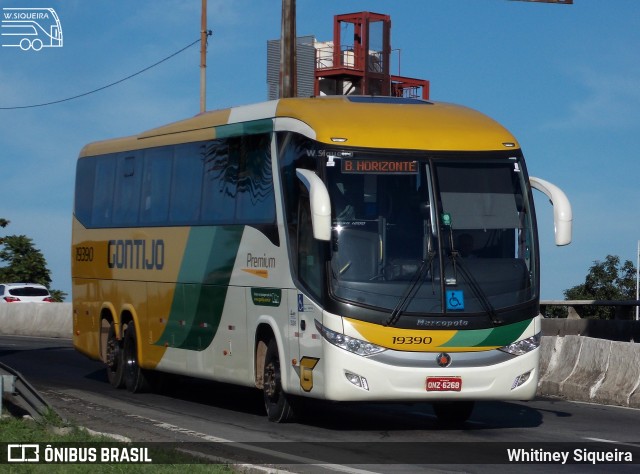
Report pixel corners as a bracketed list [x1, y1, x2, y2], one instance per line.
[584, 437, 640, 449]
[126, 414, 382, 474]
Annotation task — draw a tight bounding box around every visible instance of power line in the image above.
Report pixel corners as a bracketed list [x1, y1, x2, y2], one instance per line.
[0, 38, 201, 110]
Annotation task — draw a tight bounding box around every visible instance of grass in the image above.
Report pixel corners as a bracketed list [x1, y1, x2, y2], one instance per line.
[0, 409, 236, 473]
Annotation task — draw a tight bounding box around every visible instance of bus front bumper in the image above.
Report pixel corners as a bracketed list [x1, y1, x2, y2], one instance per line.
[314, 341, 539, 402]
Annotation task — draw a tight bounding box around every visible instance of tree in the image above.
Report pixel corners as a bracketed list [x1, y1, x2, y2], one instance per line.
[0, 235, 52, 286]
[0, 219, 67, 302]
[562, 255, 637, 319]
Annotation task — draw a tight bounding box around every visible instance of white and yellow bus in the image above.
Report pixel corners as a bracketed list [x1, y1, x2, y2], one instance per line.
[72, 96, 572, 424]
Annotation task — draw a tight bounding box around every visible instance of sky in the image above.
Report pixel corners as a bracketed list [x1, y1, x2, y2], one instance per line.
[0, 0, 639, 301]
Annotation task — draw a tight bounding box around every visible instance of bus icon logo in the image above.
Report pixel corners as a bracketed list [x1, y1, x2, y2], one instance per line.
[7, 444, 40, 462]
[1, 8, 63, 51]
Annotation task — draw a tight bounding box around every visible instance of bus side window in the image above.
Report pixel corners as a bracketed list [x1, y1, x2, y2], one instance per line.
[113, 154, 143, 226]
[235, 134, 276, 225]
[74, 158, 96, 226]
[92, 156, 116, 227]
[170, 143, 204, 224]
[140, 148, 172, 225]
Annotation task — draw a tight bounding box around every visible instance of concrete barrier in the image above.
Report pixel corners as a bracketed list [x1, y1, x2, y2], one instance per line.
[560, 337, 611, 402]
[592, 341, 640, 408]
[541, 318, 640, 341]
[537, 335, 640, 409]
[0, 303, 72, 338]
[538, 335, 556, 379]
[538, 335, 582, 397]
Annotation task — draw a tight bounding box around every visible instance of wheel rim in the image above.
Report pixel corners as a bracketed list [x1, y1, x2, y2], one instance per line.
[124, 330, 137, 381]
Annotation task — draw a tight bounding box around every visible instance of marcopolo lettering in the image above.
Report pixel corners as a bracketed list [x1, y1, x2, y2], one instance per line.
[107, 239, 164, 270]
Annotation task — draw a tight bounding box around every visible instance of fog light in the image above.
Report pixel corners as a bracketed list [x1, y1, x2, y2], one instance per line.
[345, 371, 369, 391]
[512, 370, 532, 390]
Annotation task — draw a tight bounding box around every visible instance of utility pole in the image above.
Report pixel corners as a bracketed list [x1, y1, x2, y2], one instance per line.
[279, 0, 297, 98]
[200, 0, 208, 113]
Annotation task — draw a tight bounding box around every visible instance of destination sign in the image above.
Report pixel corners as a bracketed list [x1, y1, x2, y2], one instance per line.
[342, 159, 418, 174]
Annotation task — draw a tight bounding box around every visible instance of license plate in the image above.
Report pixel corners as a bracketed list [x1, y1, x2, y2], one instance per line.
[426, 376, 462, 392]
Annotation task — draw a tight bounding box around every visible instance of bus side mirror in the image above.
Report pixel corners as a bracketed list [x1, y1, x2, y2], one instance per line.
[530, 176, 573, 246]
[296, 169, 332, 241]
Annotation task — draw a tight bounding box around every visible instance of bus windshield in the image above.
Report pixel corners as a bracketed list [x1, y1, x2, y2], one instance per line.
[324, 151, 537, 317]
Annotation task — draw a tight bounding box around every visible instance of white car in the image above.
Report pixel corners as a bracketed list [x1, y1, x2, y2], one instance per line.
[0, 283, 54, 303]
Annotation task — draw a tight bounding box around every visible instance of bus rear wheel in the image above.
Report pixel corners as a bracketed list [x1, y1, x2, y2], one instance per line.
[122, 324, 150, 393]
[105, 322, 124, 389]
[263, 339, 295, 423]
[432, 401, 474, 426]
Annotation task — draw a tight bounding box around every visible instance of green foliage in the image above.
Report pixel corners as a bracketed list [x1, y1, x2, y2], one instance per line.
[0, 234, 52, 286]
[563, 254, 637, 319]
[0, 218, 67, 301]
[49, 289, 68, 302]
[542, 305, 568, 318]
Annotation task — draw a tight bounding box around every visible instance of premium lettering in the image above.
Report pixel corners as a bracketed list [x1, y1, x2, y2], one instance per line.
[247, 253, 276, 269]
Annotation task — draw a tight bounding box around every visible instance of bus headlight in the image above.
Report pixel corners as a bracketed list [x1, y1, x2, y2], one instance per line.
[498, 332, 541, 356]
[315, 320, 386, 357]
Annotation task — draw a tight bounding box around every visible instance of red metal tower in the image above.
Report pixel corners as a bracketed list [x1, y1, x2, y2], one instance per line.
[314, 12, 429, 100]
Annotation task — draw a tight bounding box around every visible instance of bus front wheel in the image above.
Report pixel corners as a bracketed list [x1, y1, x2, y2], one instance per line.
[263, 339, 295, 422]
[122, 324, 150, 393]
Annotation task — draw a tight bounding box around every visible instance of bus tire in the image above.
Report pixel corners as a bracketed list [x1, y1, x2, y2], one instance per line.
[105, 322, 125, 389]
[263, 339, 295, 423]
[432, 401, 474, 426]
[122, 324, 150, 393]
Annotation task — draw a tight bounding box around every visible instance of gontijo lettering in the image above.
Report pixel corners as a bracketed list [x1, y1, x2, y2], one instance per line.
[107, 239, 164, 270]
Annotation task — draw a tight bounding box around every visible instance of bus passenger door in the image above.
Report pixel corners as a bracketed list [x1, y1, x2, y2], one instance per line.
[289, 290, 323, 397]
[286, 194, 326, 397]
[286, 290, 302, 394]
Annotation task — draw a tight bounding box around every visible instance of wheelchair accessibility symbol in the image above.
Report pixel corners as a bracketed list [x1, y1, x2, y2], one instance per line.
[446, 290, 465, 310]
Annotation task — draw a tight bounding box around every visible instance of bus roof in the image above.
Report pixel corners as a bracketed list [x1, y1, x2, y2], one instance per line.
[79, 96, 520, 157]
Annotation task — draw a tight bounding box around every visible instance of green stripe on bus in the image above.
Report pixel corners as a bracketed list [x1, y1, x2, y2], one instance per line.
[214, 119, 273, 139]
[440, 319, 531, 348]
[154, 226, 244, 350]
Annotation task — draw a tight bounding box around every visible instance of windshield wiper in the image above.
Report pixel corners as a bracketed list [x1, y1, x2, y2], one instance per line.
[384, 243, 436, 327]
[446, 231, 504, 326]
[384, 216, 439, 327]
[384, 259, 429, 327]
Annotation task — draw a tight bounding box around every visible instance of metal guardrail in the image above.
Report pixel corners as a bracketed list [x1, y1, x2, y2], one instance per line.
[0, 361, 57, 421]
